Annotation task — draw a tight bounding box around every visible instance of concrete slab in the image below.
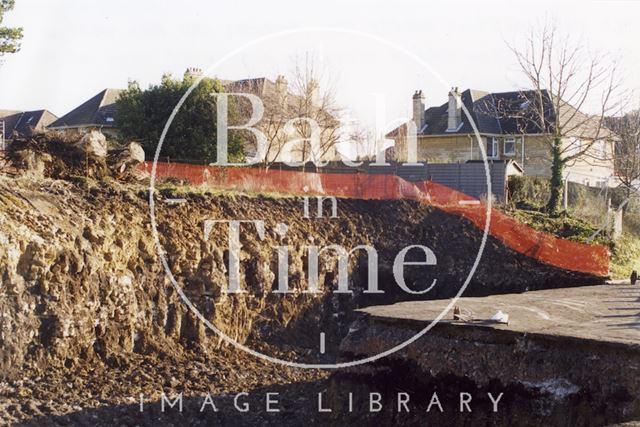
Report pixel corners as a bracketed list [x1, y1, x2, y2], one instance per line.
[358, 284, 640, 347]
[337, 284, 640, 424]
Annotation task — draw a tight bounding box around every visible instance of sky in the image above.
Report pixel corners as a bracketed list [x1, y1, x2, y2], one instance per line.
[1, 0, 639, 138]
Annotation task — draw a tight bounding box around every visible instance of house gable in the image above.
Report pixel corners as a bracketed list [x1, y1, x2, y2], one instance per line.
[49, 88, 124, 130]
[0, 109, 59, 138]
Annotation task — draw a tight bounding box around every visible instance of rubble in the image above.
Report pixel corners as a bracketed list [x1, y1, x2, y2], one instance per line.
[108, 141, 145, 175]
[4, 130, 143, 180]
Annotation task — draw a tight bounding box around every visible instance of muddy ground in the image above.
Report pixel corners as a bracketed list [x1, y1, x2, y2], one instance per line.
[0, 346, 333, 426]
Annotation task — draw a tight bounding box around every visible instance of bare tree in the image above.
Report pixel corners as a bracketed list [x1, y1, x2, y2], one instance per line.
[234, 56, 341, 169]
[336, 119, 376, 162]
[288, 56, 341, 167]
[506, 21, 621, 215]
[256, 80, 292, 168]
[607, 110, 640, 199]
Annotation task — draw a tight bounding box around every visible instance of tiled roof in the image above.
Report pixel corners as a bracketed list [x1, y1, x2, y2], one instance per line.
[224, 77, 303, 110]
[415, 89, 502, 136]
[47, 78, 291, 131]
[387, 88, 613, 140]
[225, 77, 273, 96]
[46, 76, 325, 136]
[49, 88, 124, 129]
[0, 109, 58, 137]
[0, 109, 21, 118]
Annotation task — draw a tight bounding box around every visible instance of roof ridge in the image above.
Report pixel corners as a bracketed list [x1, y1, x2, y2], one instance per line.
[98, 88, 124, 107]
[91, 89, 110, 124]
[49, 88, 122, 129]
[97, 88, 110, 108]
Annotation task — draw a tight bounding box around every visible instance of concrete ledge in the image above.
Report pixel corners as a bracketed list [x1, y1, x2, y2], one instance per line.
[336, 285, 640, 425]
[356, 284, 640, 348]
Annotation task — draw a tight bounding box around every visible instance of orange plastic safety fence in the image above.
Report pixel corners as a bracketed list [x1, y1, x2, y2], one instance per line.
[143, 161, 609, 277]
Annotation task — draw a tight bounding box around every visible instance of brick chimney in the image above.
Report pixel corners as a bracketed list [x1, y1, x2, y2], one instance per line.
[447, 87, 462, 131]
[412, 90, 425, 131]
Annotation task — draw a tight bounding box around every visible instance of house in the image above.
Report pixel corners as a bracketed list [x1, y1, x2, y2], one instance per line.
[47, 69, 339, 164]
[223, 74, 340, 164]
[0, 109, 58, 150]
[387, 88, 616, 188]
[48, 88, 124, 138]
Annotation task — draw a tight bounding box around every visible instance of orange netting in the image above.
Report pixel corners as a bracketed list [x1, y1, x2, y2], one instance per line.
[143, 161, 609, 277]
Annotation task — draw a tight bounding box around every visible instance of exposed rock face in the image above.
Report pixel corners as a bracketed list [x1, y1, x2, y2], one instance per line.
[0, 176, 601, 380]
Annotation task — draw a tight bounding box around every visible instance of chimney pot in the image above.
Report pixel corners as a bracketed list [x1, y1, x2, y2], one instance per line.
[412, 90, 426, 132]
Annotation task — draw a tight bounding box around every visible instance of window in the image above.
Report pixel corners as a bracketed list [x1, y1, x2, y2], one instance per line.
[593, 140, 607, 159]
[105, 116, 114, 123]
[486, 137, 498, 158]
[504, 137, 516, 156]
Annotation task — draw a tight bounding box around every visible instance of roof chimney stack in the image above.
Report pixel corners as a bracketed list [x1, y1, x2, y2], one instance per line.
[412, 90, 425, 132]
[275, 75, 288, 93]
[447, 87, 462, 131]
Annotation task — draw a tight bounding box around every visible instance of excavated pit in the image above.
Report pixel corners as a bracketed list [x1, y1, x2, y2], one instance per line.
[0, 175, 602, 380]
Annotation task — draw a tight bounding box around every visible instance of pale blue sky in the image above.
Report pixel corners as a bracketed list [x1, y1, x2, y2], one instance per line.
[1, 0, 639, 130]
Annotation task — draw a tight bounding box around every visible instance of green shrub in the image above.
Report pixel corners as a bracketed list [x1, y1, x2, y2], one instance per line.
[508, 175, 550, 209]
[508, 176, 610, 225]
[610, 233, 640, 279]
[508, 177, 640, 278]
[508, 208, 607, 244]
[116, 75, 245, 163]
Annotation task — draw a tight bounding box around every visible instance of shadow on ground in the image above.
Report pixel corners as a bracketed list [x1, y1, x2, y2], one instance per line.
[14, 379, 336, 427]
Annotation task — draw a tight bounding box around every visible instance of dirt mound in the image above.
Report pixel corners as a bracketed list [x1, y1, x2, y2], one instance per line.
[5, 131, 145, 181]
